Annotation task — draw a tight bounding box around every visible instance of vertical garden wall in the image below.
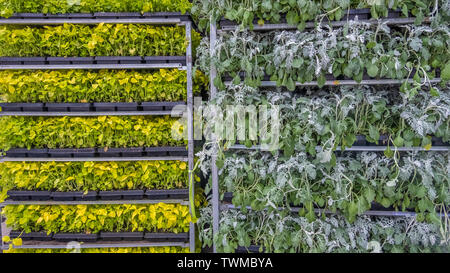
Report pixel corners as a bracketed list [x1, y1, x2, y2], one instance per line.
[0, 0, 449, 255]
[0, 0, 205, 253]
[193, 0, 450, 253]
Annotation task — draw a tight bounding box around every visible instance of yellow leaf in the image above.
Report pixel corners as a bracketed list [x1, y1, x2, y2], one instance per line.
[424, 144, 432, 151]
[179, 162, 187, 170]
[12, 238, 22, 246]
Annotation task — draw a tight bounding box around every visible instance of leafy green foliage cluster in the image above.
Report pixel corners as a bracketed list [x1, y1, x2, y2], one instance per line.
[203, 85, 449, 162]
[0, 0, 192, 18]
[198, 206, 449, 253]
[0, 69, 207, 103]
[0, 115, 185, 150]
[4, 246, 190, 253]
[0, 24, 201, 57]
[3, 203, 191, 233]
[192, 0, 447, 30]
[217, 151, 449, 223]
[0, 161, 189, 192]
[197, 23, 449, 96]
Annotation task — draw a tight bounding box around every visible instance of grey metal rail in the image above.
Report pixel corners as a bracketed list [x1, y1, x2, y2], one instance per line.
[210, 20, 220, 254]
[0, 156, 188, 162]
[225, 78, 442, 87]
[0, 111, 183, 117]
[228, 144, 450, 152]
[220, 17, 430, 31]
[0, 63, 185, 70]
[0, 199, 189, 207]
[0, 18, 182, 25]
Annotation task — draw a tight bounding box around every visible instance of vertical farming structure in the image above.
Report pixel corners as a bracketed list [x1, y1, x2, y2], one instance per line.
[0, 11, 196, 253]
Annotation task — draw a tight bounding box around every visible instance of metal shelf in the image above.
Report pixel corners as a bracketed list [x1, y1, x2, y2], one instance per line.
[220, 17, 429, 31]
[228, 144, 450, 152]
[0, 63, 185, 70]
[222, 204, 444, 218]
[0, 156, 188, 162]
[0, 199, 189, 207]
[225, 78, 442, 87]
[2, 241, 188, 250]
[0, 111, 182, 117]
[0, 18, 183, 25]
[0, 19, 196, 253]
[209, 17, 450, 253]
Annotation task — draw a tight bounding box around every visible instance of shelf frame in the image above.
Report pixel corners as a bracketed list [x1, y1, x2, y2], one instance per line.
[228, 144, 450, 152]
[0, 18, 183, 25]
[209, 14, 449, 253]
[0, 156, 188, 163]
[222, 204, 447, 218]
[0, 111, 183, 117]
[225, 78, 442, 87]
[0, 17, 197, 253]
[220, 17, 430, 32]
[0, 63, 185, 70]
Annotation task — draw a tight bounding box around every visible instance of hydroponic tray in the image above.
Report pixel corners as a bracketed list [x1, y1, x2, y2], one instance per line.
[0, 102, 185, 113]
[219, 8, 427, 30]
[8, 231, 189, 243]
[235, 245, 265, 253]
[3, 147, 187, 158]
[6, 189, 189, 202]
[232, 136, 449, 149]
[223, 69, 441, 83]
[221, 192, 426, 214]
[0, 56, 186, 66]
[4, 12, 191, 21]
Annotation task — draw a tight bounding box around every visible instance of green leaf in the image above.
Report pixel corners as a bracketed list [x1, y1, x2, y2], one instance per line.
[317, 74, 326, 88]
[368, 125, 380, 143]
[286, 11, 299, 25]
[442, 62, 450, 81]
[367, 64, 379, 78]
[286, 77, 295, 91]
[393, 135, 404, 147]
[384, 146, 394, 158]
[292, 58, 304, 68]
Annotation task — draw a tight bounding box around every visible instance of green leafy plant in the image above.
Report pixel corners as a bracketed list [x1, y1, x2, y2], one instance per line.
[192, 0, 447, 31]
[0, 24, 201, 57]
[0, 69, 207, 103]
[0, 115, 186, 150]
[198, 85, 449, 164]
[197, 22, 449, 95]
[198, 206, 449, 253]
[215, 151, 449, 223]
[0, 0, 192, 18]
[0, 161, 191, 192]
[3, 203, 191, 233]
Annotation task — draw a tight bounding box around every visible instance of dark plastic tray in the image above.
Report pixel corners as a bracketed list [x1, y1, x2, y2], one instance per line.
[46, 103, 91, 112]
[143, 232, 189, 242]
[7, 190, 50, 201]
[98, 190, 144, 200]
[99, 232, 144, 241]
[53, 233, 98, 242]
[145, 189, 189, 200]
[6, 12, 191, 21]
[9, 231, 53, 241]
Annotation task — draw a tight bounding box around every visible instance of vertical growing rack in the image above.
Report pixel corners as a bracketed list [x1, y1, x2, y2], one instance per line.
[0, 13, 196, 253]
[208, 14, 449, 253]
